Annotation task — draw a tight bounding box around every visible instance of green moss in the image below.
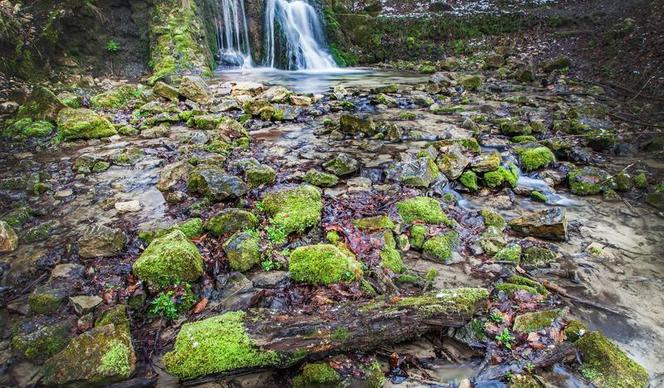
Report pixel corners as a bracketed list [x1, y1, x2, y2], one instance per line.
[633, 171, 647, 189]
[91, 85, 142, 109]
[493, 244, 521, 262]
[484, 165, 519, 188]
[187, 114, 225, 130]
[410, 225, 428, 250]
[364, 360, 386, 388]
[512, 135, 537, 143]
[96, 306, 131, 331]
[495, 283, 539, 296]
[613, 172, 633, 192]
[243, 166, 275, 188]
[480, 209, 505, 230]
[97, 340, 131, 377]
[57, 108, 117, 141]
[564, 320, 587, 342]
[422, 231, 459, 263]
[223, 231, 261, 272]
[459, 171, 479, 191]
[304, 170, 339, 187]
[139, 218, 203, 244]
[262, 185, 323, 240]
[205, 209, 259, 237]
[164, 311, 278, 379]
[517, 147, 555, 171]
[292, 362, 342, 388]
[392, 288, 489, 317]
[531, 191, 547, 202]
[289, 244, 362, 285]
[506, 275, 548, 295]
[353, 215, 395, 231]
[28, 292, 63, 315]
[568, 167, 609, 195]
[2, 206, 32, 228]
[326, 231, 340, 243]
[396, 197, 449, 224]
[132, 230, 205, 287]
[500, 119, 532, 136]
[576, 331, 649, 387]
[11, 320, 71, 361]
[459, 75, 482, 90]
[380, 246, 404, 273]
[521, 246, 557, 266]
[23, 120, 54, 138]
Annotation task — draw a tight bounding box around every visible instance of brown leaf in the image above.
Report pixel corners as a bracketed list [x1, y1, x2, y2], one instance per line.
[193, 297, 209, 314]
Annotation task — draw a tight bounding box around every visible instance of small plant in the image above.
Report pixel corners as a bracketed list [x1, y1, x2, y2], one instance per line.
[496, 328, 515, 349]
[525, 362, 535, 374]
[504, 370, 514, 382]
[266, 224, 288, 244]
[490, 311, 504, 323]
[106, 39, 120, 53]
[150, 292, 178, 320]
[261, 259, 278, 272]
[588, 245, 603, 256]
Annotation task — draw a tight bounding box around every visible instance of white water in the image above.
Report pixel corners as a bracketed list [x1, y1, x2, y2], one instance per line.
[264, 0, 337, 70]
[215, 0, 253, 68]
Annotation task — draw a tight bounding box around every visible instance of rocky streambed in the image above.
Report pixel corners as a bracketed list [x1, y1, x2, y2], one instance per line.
[1, 54, 663, 387]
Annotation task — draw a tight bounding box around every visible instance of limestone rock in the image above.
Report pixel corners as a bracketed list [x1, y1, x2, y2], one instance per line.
[153, 81, 180, 101]
[69, 295, 103, 315]
[79, 225, 126, 258]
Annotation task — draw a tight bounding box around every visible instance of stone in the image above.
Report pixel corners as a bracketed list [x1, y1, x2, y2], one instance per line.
[290, 95, 312, 106]
[232, 82, 265, 96]
[304, 170, 339, 187]
[188, 168, 248, 201]
[509, 208, 568, 241]
[157, 161, 192, 192]
[0, 220, 18, 253]
[260, 86, 291, 102]
[411, 91, 435, 107]
[459, 75, 482, 90]
[132, 230, 205, 287]
[223, 231, 261, 272]
[471, 152, 501, 173]
[323, 153, 360, 176]
[261, 185, 323, 239]
[179, 76, 211, 104]
[69, 295, 103, 315]
[646, 191, 664, 210]
[91, 85, 142, 109]
[11, 317, 73, 362]
[390, 157, 440, 187]
[153, 81, 180, 101]
[339, 114, 376, 136]
[114, 200, 141, 213]
[567, 166, 612, 196]
[437, 144, 469, 180]
[56, 108, 117, 141]
[16, 85, 66, 121]
[206, 209, 259, 237]
[289, 244, 363, 285]
[79, 225, 126, 258]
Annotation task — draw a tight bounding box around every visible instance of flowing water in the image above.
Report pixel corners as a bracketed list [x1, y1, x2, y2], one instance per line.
[215, 0, 253, 68]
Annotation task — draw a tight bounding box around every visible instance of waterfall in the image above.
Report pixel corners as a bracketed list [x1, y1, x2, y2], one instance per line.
[264, 0, 337, 70]
[215, 0, 253, 68]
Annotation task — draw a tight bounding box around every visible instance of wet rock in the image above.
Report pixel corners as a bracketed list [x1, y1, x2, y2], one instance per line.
[179, 76, 211, 104]
[339, 114, 376, 136]
[111, 146, 144, 166]
[23, 221, 59, 243]
[389, 157, 440, 187]
[375, 93, 398, 107]
[139, 124, 170, 139]
[91, 84, 142, 109]
[69, 295, 103, 315]
[79, 224, 126, 258]
[289, 244, 363, 285]
[250, 270, 289, 288]
[323, 153, 360, 176]
[56, 108, 117, 141]
[11, 316, 74, 362]
[132, 230, 205, 287]
[437, 144, 469, 180]
[0, 220, 18, 253]
[206, 209, 259, 237]
[290, 95, 312, 106]
[260, 86, 291, 102]
[74, 153, 109, 174]
[304, 170, 339, 187]
[646, 191, 664, 210]
[16, 85, 66, 121]
[423, 231, 459, 263]
[232, 82, 264, 96]
[29, 264, 84, 314]
[114, 200, 141, 213]
[567, 166, 611, 196]
[411, 91, 434, 107]
[223, 231, 261, 272]
[509, 208, 568, 241]
[188, 167, 248, 202]
[0, 100, 19, 116]
[153, 81, 180, 101]
[157, 161, 192, 192]
[470, 151, 501, 173]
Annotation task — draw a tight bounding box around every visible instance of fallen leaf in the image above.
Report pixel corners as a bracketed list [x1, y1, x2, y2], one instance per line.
[193, 297, 208, 314]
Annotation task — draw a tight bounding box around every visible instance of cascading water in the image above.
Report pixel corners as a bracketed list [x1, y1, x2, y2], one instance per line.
[215, 0, 253, 68]
[264, 0, 337, 70]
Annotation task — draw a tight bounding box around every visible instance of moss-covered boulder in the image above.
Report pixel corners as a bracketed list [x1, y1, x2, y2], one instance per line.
[353, 215, 395, 231]
[422, 231, 459, 263]
[304, 170, 339, 187]
[576, 331, 649, 387]
[517, 147, 555, 171]
[0, 220, 18, 253]
[437, 144, 469, 180]
[79, 224, 126, 259]
[16, 85, 65, 121]
[138, 218, 204, 244]
[188, 167, 248, 202]
[323, 153, 360, 176]
[42, 317, 135, 386]
[340, 114, 377, 136]
[483, 165, 519, 188]
[292, 362, 342, 388]
[392, 157, 440, 188]
[380, 232, 404, 273]
[289, 244, 363, 285]
[91, 85, 142, 109]
[163, 311, 279, 379]
[179, 76, 211, 104]
[471, 152, 501, 173]
[153, 81, 180, 101]
[245, 165, 276, 188]
[206, 209, 259, 237]
[396, 197, 449, 224]
[513, 309, 562, 333]
[567, 167, 611, 196]
[262, 185, 323, 238]
[132, 230, 205, 287]
[459, 170, 479, 191]
[223, 231, 261, 272]
[409, 224, 428, 250]
[480, 209, 505, 230]
[493, 243, 522, 262]
[56, 108, 117, 141]
[459, 75, 483, 90]
[11, 317, 73, 362]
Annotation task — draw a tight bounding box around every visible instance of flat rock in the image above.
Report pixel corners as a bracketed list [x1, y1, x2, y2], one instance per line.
[509, 207, 568, 241]
[79, 224, 126, 258]
[69, 295, 103, 314]
[115, 200, 141, 213]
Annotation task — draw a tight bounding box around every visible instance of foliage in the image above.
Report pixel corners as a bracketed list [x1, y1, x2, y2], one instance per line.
[106, 39, 120, 53]
[496, 328, 514, 349]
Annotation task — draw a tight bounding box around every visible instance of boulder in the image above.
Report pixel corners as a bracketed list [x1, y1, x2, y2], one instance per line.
[509, 208, 568, 241]
[56, 108, 117, 141]
[188, 167, 248, 202]
[91, 84, 142, 109]
[0, 220, 18, 252]
[339, 114, 376, 136]
[16, 86, 66, 121]
[153, 81, 180, 101]
[28, 264, 85, 314]
[290, 95, 312, 106]
[157, 161, 192, 192]
[471, 152, 501, 173]
[567, 166, 611, 196]
[323, 153, 360, 176]
[437, 144, 469, 180]
[390, 157, 440, 187]
[261, 185, 323, 239]
[304, 170, 339, 187]
[223, 231, 261, 272]
[289, 244, 363, 285]
[206, 209, 259, 237]
[179, 76, 211, 104]
[11, 316, 74, 362]
[79, 224, 126, 258]
[69, 295, 103, 315]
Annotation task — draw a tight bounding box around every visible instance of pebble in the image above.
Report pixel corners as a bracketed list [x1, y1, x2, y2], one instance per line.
[55, 189, 73, 198]
[115, 200, 141, 213]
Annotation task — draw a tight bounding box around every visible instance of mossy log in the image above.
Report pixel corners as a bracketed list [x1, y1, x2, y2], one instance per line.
[167, 288, 489, 381]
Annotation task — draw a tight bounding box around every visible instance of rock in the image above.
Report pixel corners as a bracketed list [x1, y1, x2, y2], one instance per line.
[0, 100, 19, 115]
[132, 230, 205, 287]
[437, 144, 469, 180]
[260, 86, 291, 102]
[157, 161, 192, 192]
[339, 114, 376, 136]
[261, 185, 323, 239]
[91, 85, 142, 109]
[223, 231, 261, 272]
[390, 157, 440, 187]
[509, 208, 568, 241]
[56, 108, 117, 141]
[567, 166, 611, 196]
[140, 124, 170, 139]
[16, 85, 66, 121]
[423, 232, 459, 263]
[470, 152, 501, 173]
[323, 153, 360, 176]
[289, 244, 363, 285]
[353, 215, 395, 231]
[517, 146, 555, 171]
[542, 55, 571, 73]
[42, 312, 136, 385]
[411, 91, 435, 107]
[153, 81, 180, 101]
[232, 82, 265, 96]
[28, 264, 84, 314]
[114, 200, 141, 213]
[11, 317, 74, 362]
[206, 209, 259, 237]
[245, 165, 276, 188]
[290, 95, 312, 106]
[139, 219, 203, 244]
[112, 146, 144, 166]
[0, 221, 18, 253]
[188, 168, 248, 201]
[459, 75, 482, 90]
[293, 363, 342, 388]
[69, 295, 103, 315]
[179, 76, 211, 104]
[79, 225, 126, 258]
[483, 54, 504, 69]
[646, 191, 664, 210]
[459, 171, 478, 191]
[396, 197, 450, 225]
[74, 153, 109, 174]
[375, 93, 398, 107]
[304, 170, 339, 187]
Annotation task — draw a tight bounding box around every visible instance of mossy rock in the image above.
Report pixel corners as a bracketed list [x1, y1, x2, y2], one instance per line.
[16, 85, 65, 121]
[506, 275, 548, 295]
[422, 231, 459, 263]
[289, 244, 363, 285]
[483, 164, 519, 188]
[459, 75, 482, 90]
[187, 114, 226, 130]
[57, 108, 117, 141]
[646, 191, 664, 210]
[390, 288, 489, 317]
[132, 230, 205, 287]
[164, 311, 279, 379]
[223, 231, 261, 272]
[292, 362, 342, 388]
[262, 185, 323, 238]
[42, 322, 135, 386]
[521, 246, 557, 267]
[500, 119, 532, 136]
[409, 224, 428, 250]
[245, 165, 276, 188]
[138, 218, 203, 244]
[564, 320, 587, 342]
[352, 215, 395, 231]
[22, 120, 55, 138]
[339, 114, 377, 135]
[304, 170, 339, 188]
[513, 309, 562, 333]
[11, 318, 73, 362]
[493, 243, 522, 262]
[517, 147, 555, 171]
[205, 209, 259, 237]
[568, 167, 611, 196]
[480, 209, 505, 230]
[396, 197, 449, 225]
[91, 85, 143, 109]
[459, 171, 479, 191]
[471, 152, 502, 173]
[576, 331, 649, 387]
[28, 287, 66, 315]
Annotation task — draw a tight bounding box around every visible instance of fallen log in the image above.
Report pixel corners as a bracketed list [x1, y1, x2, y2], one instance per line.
[163, 287, 489, 381]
